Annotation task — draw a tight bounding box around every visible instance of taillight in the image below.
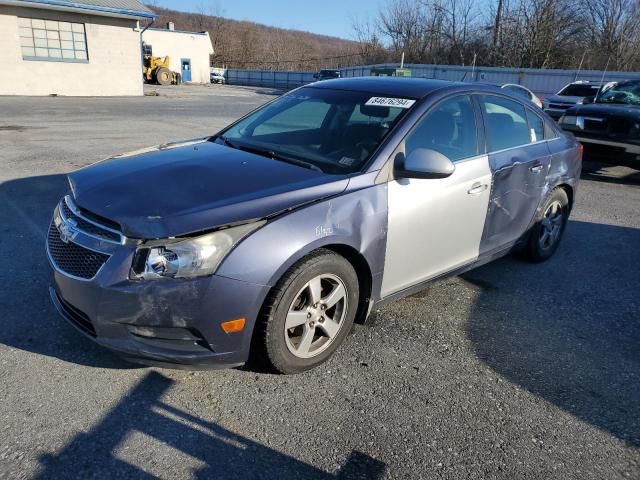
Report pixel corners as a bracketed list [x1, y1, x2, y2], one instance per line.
[578, 143, 584, 158]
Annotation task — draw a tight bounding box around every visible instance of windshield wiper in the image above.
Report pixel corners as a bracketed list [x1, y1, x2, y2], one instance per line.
[215, 134, 240, 150]
[213, 135, 324, 172]
[265, 151, 324, 173]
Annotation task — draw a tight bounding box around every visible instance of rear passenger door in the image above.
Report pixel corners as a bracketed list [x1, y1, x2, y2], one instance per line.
[478, 95, 551, 254]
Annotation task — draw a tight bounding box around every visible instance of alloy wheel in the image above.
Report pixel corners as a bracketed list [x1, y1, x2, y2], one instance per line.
[539, 200, 564, 250]
[284, 273, 348, 359]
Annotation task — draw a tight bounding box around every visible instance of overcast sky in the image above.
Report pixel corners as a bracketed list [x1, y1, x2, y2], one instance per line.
[150, 0, 383, 39]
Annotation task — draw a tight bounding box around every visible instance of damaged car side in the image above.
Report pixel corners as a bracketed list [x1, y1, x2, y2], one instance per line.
[47, 78, 582, 374]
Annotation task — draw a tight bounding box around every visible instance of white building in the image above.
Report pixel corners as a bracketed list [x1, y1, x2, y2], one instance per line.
[0, 0, 155, 96]
[142, 23, 213, 84]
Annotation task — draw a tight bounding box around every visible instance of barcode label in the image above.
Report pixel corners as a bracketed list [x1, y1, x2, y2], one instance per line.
[365, 97, 416, 108]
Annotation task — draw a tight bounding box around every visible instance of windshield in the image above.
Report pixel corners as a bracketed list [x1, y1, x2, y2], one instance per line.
[596, 82, 640, 105]
[217, 87, 414, 173]
[559, 84, 600, 97]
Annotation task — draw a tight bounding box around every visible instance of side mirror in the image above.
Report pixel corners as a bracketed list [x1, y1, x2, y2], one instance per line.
[395, 148, 455, 179]
[582, 96, 594, 104]
[313, 74, 319, 79]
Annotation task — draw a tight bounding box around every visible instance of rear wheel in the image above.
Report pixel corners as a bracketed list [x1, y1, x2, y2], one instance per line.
[155, 67, 172, 86]
[523, 188, 570, 262]
[255, 249, 359, 374]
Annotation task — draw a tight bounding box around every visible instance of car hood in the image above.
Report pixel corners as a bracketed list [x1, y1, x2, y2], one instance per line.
[565, 103, 640, 118]
[546, 95, 585, 104]
[68, 139, 350, 239]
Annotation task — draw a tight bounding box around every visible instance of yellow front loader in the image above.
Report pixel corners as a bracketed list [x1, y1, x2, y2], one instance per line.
[143, 55, 181, 86]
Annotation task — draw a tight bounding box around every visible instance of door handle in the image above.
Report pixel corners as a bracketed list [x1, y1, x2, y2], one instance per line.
[530, 164, 545, 173]
[467, 183, 488, 195]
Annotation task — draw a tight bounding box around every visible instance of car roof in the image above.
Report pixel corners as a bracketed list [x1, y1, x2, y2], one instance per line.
[570, 80, 602, 85]
[307, 77, 501, 99]
[616, 79, 640, 86]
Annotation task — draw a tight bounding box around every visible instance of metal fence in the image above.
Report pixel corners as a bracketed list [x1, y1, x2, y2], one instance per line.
[224, 63, 640, 96]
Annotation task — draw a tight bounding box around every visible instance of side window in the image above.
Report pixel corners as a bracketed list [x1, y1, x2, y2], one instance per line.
[481, 96, 530, 151]
[544, 121, 559, 140]
[404, 95, 478, 162]
[252, 100, 331, 136]
[526, 109, 545, 142]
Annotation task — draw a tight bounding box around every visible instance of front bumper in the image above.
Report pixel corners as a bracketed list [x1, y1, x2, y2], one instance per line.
[572, 136, 640, 163]
[47, 211, 270, 369]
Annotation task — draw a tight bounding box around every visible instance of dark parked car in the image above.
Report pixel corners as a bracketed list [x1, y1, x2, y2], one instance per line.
[314, 69, 341, 81]
[543, 80, 615, 120]
[47, 78, 581, 373]
[559, 79, 640, 162]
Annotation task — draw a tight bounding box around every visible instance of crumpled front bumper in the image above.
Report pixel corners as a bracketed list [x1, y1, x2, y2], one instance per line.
[47, 214, 270, 369]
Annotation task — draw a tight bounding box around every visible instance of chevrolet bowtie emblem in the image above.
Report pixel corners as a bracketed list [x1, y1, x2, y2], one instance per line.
[58, 218, 78, 244]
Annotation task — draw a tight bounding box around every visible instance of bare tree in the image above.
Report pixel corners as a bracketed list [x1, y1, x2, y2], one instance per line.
[583, 0, 640, 70]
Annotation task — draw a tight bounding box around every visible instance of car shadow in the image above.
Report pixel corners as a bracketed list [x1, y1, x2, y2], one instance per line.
[0, 173, 138, 369]
[581, 158, 640, 186]
[35, 371, 386, 479]
[463, 219, 640, 447]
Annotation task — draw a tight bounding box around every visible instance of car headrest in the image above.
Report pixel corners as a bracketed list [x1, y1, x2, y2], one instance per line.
[426, 110, 456, 144]
[359, 105, 390, 118]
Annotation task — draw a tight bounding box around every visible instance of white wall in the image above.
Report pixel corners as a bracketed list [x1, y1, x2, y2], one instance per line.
[0, 6, 143, 96]
[142, 28, 213, 84]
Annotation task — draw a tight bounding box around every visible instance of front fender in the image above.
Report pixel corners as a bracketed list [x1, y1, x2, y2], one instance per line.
[216, 182, 388, 298]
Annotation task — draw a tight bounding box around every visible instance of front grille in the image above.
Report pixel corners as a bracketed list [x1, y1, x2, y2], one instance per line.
[55, 291, 96, 337]
[60, 197, 121, 243]
[47, 222, 110, 279]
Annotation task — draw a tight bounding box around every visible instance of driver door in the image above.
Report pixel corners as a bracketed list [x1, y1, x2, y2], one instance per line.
[381, 95, 492, 297]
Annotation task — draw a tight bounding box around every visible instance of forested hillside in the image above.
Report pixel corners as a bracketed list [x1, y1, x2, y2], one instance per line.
[147, 5, 359, 70]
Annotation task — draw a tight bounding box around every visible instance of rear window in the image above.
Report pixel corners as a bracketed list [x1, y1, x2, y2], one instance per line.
[559, 84, 600, 97]
[503, 85, 531, 100]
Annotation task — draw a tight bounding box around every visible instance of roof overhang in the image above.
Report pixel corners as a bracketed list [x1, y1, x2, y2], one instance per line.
[0, 0, 156, 19]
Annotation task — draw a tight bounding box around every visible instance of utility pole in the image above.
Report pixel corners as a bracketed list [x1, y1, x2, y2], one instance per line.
[493, 0, 503, 48]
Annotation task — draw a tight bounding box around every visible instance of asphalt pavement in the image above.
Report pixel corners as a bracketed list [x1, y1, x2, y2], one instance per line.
[0, 84, 638, 479]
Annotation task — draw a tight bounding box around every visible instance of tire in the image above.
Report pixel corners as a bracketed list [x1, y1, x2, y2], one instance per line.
[522, 187, 570, 262]
[254, 249, 359, 374]
[155, 67, 172, 86]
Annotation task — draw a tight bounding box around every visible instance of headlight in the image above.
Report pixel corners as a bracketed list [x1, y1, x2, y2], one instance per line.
[560, 115, 577, 125]
[137, 220, 265, 279]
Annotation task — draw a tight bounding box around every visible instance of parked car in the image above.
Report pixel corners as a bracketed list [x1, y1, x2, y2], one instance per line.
[500, 83, 543, 108]
[314, 69, 341, 81]
[543, 80, 615, 120]
[47, 78, 581, 374]
[558, 79, 640, 162]
[210, 72, 225, 84]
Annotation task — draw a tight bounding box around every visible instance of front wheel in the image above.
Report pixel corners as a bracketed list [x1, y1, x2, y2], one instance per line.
[523, 188, 570, 262]
[255, 249, 359, 374]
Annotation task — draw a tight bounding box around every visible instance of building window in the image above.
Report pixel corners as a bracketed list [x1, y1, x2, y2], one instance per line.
[18, 17, 88, 62]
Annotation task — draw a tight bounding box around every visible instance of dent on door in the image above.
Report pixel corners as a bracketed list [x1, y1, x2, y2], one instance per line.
[480, 142, 551, 255]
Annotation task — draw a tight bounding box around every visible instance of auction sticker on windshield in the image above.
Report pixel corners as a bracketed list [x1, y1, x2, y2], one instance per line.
[365, 97, 416, 108]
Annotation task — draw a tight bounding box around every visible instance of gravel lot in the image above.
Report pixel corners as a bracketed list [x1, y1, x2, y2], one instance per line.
[1, 83, 638, 480]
